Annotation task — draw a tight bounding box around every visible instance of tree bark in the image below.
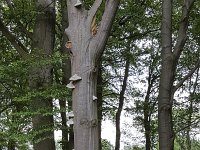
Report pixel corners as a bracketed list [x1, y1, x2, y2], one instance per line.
[115, 59, 130, 150]
[97, 63, 103, 150]
[159, 0, 194, 149]
[31, 1, 56, 150]
[65, 0, 120, 149]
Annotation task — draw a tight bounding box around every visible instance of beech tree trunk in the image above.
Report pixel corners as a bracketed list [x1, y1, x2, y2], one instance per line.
[159, 0, 194, 149]
[65, 0, 120, 149]
[31, 1, 56, 150]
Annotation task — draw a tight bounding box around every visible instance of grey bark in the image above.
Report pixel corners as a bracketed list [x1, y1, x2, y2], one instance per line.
[65, 0, 120, 149]
[31, 1, 56, 150]
[159, 0, 194, 149]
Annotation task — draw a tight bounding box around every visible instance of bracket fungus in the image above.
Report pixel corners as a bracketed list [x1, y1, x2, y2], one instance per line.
[93, 96, 98, 101]
[67, 118, 74, 125]
[66, 81, 75, 89]
[67, 111, 74, 118]
[74, 0, 82, 7]
[69, 74, 82, 82]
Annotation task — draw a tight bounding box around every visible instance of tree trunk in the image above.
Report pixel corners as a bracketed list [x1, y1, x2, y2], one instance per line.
[159, 0, 194, 149]
[115, 59, 130, 150]
[97, 63, 103, 150]
[65, 1, 120, 150]
[97, 64, 103, 150]
[143, 75, 155, 150]
[31, 1, 55, 150]
[159, 1, 175, 149]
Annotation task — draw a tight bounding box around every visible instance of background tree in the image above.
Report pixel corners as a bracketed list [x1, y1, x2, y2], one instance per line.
[159, 0, 195, 149]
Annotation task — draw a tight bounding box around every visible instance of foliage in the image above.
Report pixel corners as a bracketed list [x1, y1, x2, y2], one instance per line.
[101, 139, 114, 150]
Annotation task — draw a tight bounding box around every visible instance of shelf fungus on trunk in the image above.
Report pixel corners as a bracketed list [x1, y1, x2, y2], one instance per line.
[67, 111, 74, 118]
[93, 96, 97, 101]
[67, 118, 74, 125]
[74, 0, 82, 8]
[66, 81, 75, 89]
[69, 74, 82, 82]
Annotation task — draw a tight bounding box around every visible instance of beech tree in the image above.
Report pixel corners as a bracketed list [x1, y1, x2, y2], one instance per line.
[31, 0, 56, 150]
[159, 0, 195, 149]
[64, 0, 120, 149]
[0, 0, 56, 149]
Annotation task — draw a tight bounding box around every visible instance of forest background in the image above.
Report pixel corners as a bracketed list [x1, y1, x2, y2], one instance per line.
[0, 0, 200, 150]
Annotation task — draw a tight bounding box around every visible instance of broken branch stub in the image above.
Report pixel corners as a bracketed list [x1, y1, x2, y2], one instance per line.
[65, 41, 72, 49]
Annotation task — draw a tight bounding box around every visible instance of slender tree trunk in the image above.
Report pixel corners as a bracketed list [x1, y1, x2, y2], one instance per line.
[115, 59, 130, 150]
[186, 101, 192, 150]
[143, 77, 154, 150]
[31, 1, 56, 150]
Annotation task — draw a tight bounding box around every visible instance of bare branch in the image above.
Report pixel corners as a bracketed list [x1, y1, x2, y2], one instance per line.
[0, 104, 12, 114]
[175, 116, 200, 134]
[173, 0, 195, 59]
[173, 59, 200, 92]
[87, 0, 103, 22]
[90, 0, 120, 62]
[0, 18, 28, 57]
[119, 29, 159, 41]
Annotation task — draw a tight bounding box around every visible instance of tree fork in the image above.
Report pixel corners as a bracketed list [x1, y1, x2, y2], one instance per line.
[65, 0, 120, 149]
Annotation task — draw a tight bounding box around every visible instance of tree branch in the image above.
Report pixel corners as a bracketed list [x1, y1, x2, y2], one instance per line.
[119, 29, 159, 41]
[87, 0, 103, 23]
[0, 18, 28, 57]
[175, 116, 200, 134]
[0, 104, 12, 114]
[173, 0, 195, 59]
[5, 0, 33, 40]
[173, 58, 200, 92]
[90, 0, 120, 62]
